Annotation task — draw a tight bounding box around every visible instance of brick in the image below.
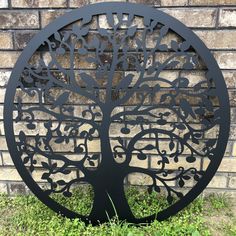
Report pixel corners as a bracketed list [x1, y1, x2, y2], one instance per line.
[76, 139, 101, 152]
[230, 125, 236, 140]
[195, 30, 236, 49]
[69, 0, 90, 8]
[0, 167, 22, 181]
[207, 175, 227, 188]
[203, 158, 236, 172]
[0, 70, 11, 87]
[213, 51, 236, 69]
[225, 142, 233, 156]
[15, 31, 38, 49]
[0, 106, 2, 119]
[219, 9, 236, 27]
[231, 108, 236, 125]
[45, 88, 94, 105]
[161, 0, 188, 6]
[90, 0, 126, 3]
[0, 52, 20, 68]
[162, 8, 217, 28]
[0, 121, 3, 135]
[2, 152, 13, 166]
[32, 169, 77, 182]
[110, 123, 149, 138]
[0, 32, 13, 49]
[14, 88, 40, 103]
[0, 137, 8, 150]
[11, 0, 67, 8]
[129, 155, 148, 168]
[150, 156, 201, 170]
[0, 88, 6, 103]
[0, 0, 7, 8]
[12, 122, 48, 136]
[190, 0, 236, 5]
[41, 10, 98, 29]
[229, 176, 236, 188]
[218, 158, 236, 172]
[128, 0, 160, 5]
[128, 172, 154, 185]
[0, 183, 7, 194]
[232, 142, 236, 156]
[41, 10, 66, 27]
[223, 71, 236, 88]
[204, 125, 219, 139]
[43, 52, 97, 69]
[0, 11, 39, 29]
[229, 90, 236, 107]
[9, 183, 26, 195]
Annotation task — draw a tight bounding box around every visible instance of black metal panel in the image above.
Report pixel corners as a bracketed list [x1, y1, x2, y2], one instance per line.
[3, 2, 230, 224]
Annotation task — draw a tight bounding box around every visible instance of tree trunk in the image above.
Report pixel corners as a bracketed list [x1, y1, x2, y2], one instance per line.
[88, 112, 134, 223]
[89, 173, 134, 224]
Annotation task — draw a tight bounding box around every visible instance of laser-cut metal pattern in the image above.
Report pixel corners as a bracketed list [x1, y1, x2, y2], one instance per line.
[4, 2, 230, 224]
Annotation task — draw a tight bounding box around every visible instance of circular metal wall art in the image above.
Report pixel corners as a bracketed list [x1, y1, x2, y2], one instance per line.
[4, 2, 230, 224]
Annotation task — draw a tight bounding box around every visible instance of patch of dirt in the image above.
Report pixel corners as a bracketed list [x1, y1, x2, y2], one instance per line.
[204, 199, 236, 236]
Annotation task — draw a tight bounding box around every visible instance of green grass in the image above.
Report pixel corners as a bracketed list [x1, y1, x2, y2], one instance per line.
[0, 187, 235, 236]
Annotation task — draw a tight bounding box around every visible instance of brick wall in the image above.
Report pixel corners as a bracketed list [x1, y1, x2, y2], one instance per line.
[0, 0, 236, 197]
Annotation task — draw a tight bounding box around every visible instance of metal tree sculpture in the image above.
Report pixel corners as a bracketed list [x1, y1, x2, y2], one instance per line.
[4, 3, 230, 224]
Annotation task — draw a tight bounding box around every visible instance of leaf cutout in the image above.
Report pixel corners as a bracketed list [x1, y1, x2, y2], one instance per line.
[167, 195, 173, 204]
[166, 60, 179, 69]
[19, 131, 26, 142]
[80, 73, 99, 89]
[186, 155, 196, 163]
[180, 41, 190, 51]
[57, 180, 66, 186]
[117, 137, 124, 146]
[154, 186, 160, 193]
[160, 26, 169, 36]
[121, 127, 130, 134]
[82, 15, 92, 24]
[91, 154, 99, 160]
[156, 119, 167, 125]
[52, 92, 70, 108]
[78, 48, 88, 55]
[147, 186, 153, 194]
[203, 97, 213, 112]
[86, 57, 97, 63]
[180, 99, 196, 118]
[169, 141, 175, 151]
[56, 48, 65, 55]
[175, 123, 186, 130]
[183, 62, 193, 70]
[115, 74, 133, 91]
[75, 146, 84, 153]
[54, 32, 61, 41]
[106, 13, 114, 26]
[206, 139, 217, 147]
[89, 160, 95, 167]
[42, 173, 50, 180]
[143, 144, 155, 150]
[63, 192, 72, 197]
[179, 179, 185, 187]
[80, 26, 89, 36]
[41, 162, 50, 169]
[137, 153, 147, 160]
[98, 28, 108, 37]
[127, 26, 137, 37]
[158, 44, 168, 51]
[171, 40, 179, 51]
[55, 136, 64, 143]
